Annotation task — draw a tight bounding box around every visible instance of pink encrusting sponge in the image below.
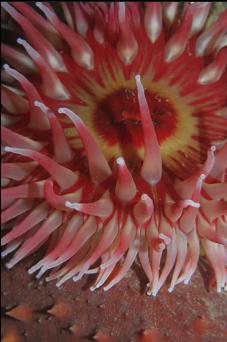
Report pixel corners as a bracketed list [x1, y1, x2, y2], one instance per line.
[1, 2, 227, 296]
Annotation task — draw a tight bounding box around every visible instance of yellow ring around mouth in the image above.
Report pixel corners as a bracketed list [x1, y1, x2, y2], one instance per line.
[63, 59, 198, 174]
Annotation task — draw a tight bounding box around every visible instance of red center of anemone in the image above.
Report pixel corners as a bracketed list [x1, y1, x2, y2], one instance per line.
[94, 88, 177, 148]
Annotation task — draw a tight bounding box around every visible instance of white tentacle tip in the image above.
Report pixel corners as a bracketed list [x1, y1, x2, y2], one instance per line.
[198, 74, 207, 85]
[4, 146, 12, 153]
[36, 2, 42, 8]
[146, 283, 152, 296]
[1, 251, 7, 258]
[159, 233, 171, 245]
[58, 108, 66, 114]
[116, 157, 125, 166]
[185, 199, 200, 208]
[5, 262, 13, 269]
[36, 272, 43, 279]
[183, 278, 190, 285]
[135, 74, 141, 82]
[27, 267, 34, 275]
[16, 37, 25, 45]
[34, 101, 48, 112]
[140, 194, 148, 201]
[90, 286, 96, 292]
[65, 201, 73, 209]
[3, 64, 10, 71]
[200, 173, 206, 181]
[210, 145, 216, 152]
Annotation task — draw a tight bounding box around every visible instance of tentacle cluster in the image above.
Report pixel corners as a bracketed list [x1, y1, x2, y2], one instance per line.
[1, 2, 227, 295]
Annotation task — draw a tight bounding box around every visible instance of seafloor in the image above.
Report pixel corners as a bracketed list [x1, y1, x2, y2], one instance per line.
[1, 253, 227, 342]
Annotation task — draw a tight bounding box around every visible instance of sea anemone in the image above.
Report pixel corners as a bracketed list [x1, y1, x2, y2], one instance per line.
[1, 2, 227, 297]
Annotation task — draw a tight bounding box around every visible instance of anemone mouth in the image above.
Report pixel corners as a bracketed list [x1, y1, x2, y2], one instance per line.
[64, 79, 182, 170]
[1, 2, 227, 296]
[93, 87, 178, 167]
